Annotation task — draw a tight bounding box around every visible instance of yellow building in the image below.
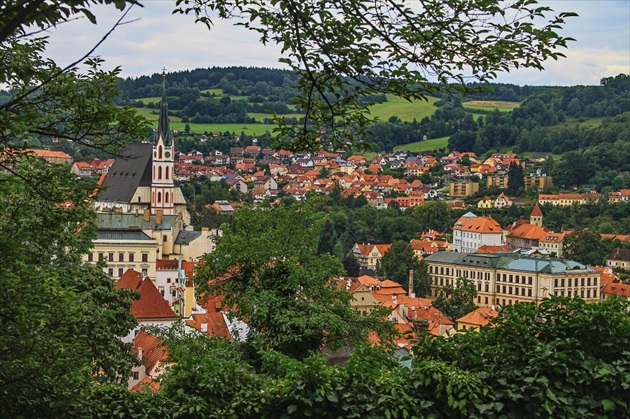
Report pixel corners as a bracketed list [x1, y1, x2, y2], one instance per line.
[456, 307, 499, 332]
[450, 181, 479, 197]
[486, 175, 509, 189]
[477, 196, 494, 209]
[525, 174, 553, 190]
[424, 252, 601, 307]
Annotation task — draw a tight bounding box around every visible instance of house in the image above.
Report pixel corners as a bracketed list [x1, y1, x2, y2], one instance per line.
[116, 269, 179, 342]
[539, 232, 565, 258]
[608, 189, 630, 203]
[352, 243, 392, 270]
[128, 331, 168, 391]
[505, 205, 549, 252]
[452, 212, 502, 253]
[409, 239, 450, 259]
[27, 148, 73, 164]
[606, 248, 630, 271]
[477, 196, 493, 209]
[456, 307, 499, 332]
[494, 192, 512, 208]
[538, 192, 601, 206]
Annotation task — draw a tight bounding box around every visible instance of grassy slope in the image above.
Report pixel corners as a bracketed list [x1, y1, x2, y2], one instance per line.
[134, 91, 533, 144]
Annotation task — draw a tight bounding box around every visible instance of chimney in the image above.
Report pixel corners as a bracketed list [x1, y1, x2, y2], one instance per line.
[408, 270, 414, 298]
[143, 209, 150, 222]
[156, 209, 163, 225]
[137, 346, 143, 361]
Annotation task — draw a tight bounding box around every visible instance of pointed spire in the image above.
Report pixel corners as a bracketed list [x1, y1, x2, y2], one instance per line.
[156, 68, 172, 145]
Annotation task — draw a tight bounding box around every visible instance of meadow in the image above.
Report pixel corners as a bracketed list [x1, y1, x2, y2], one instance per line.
[133, 90, 523, 142]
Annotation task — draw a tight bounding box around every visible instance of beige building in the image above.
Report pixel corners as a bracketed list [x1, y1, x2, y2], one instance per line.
[450, 181, 479, 197]
[525, 174, 553, 190]
[424, 252, 600, 307]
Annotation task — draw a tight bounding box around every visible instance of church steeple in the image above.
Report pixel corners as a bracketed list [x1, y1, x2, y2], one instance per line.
[155, 69, 172, 146]
[530, 203, 543, 227]
[151, 69, 175, 216]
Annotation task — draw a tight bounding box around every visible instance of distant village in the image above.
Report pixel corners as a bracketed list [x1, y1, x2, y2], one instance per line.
[11, 85, 630, 394]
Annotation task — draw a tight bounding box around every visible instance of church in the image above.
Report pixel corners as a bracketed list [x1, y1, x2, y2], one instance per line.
[87, 72, 216, 280]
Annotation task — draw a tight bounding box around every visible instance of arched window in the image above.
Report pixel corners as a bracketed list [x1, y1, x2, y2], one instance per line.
[158, 192, 162, 203]
[166, 166, 170, 180]
[158, 166, 162, 180]
[152, 191, 155, 204]
[158, 146, 163, 159]
[165, 192, 169, 203]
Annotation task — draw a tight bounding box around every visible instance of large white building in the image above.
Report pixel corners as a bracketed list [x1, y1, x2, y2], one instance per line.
[452, 212, 503, 253]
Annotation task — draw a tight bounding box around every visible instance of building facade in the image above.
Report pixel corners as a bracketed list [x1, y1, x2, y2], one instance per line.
[452, 212, 503, 253]
[424, 252, 600, 307]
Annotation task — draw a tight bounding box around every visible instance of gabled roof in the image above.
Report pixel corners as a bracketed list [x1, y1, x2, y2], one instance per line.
[453, 213, 501, 234]
[116, 269, 178, 321]
[457, 307, 499, 327]
[607, 248, 630, 261]
[97, 143, 153, 203]
[507, 223, 548, 240]
[133, 331, 167, 373]
[531, 203, 543, 217]
[186, 312, 231, 339]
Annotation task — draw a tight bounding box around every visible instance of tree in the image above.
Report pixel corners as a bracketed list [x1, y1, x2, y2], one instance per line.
[411, 200, 452, 232]
[563, 228, 608, 265]
[0, 158, 137, 417]
[0, 1, 147, 161]
[433, 277, 478, 322]
[177, 0, 576, 150]
[195, 205, 393, 360]
[415, 297, 630, 417]
[378, 240, 430, 296]
[507, 161, 525, 195]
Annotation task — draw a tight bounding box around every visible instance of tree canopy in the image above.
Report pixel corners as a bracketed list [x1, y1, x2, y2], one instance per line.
[176, 0, 576, 150]
[0, 158, 137, 417]
[195, 205, 394, 360]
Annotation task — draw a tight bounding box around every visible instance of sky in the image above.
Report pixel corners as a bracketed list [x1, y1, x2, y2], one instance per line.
[43, 0, 630, 87]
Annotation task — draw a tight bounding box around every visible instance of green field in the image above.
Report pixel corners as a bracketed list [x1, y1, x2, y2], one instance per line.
[394, 136, 449, 152]
[170, 122, 270, 136]
[368, 95, 439, 122]
[462, 100, 520, 112]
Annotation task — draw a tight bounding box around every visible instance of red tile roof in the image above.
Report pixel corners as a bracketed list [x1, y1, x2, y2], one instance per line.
[133, 331, 168, 373]
[457, 307, 499, 328]
[116, 270, 178, 321]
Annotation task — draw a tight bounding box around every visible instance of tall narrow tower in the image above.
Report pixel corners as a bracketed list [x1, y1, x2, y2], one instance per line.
[151, 70, 175, 216]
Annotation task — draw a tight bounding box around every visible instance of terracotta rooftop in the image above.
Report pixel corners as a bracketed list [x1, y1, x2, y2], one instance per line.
[116, 269, 178, 321]
[457, 307, 499, 328]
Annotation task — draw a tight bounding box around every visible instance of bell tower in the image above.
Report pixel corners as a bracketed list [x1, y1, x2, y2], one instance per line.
[151, 69, 175, 216]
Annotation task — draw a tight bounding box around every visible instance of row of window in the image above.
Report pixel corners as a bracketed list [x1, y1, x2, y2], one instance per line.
[553, 277, 596, 288]
[107, 267, 148, 277]
[89, 252, 149, 263]
[498, 274, 534, 285]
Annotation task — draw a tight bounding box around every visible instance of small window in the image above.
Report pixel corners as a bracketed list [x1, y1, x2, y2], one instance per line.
[142, 253, 148, 263]
[88, 253, 93, 262]
[118, 268, 124, 277]
[133, 371, 139, 380]
[129, 253, 135, 262]
[108, 252, 114, 262]
[108, 268, 114, 277]
[118, 252, 124, 262]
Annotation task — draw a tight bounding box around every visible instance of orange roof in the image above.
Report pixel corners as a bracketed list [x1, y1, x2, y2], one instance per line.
[133, 331, 168, 373]
[477, 245, 509, 253]
[131, 376, 161, 393]
[507, 223, 548, 240]
[453, 214, 501, 234]
[187, 312, 231, 339]
[27, 149, 72, 159]
[457, 307, 499, 327]
[600, 279, 630, 298]
[116, 270, 178, 321]
[531, 203, 543, 217]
